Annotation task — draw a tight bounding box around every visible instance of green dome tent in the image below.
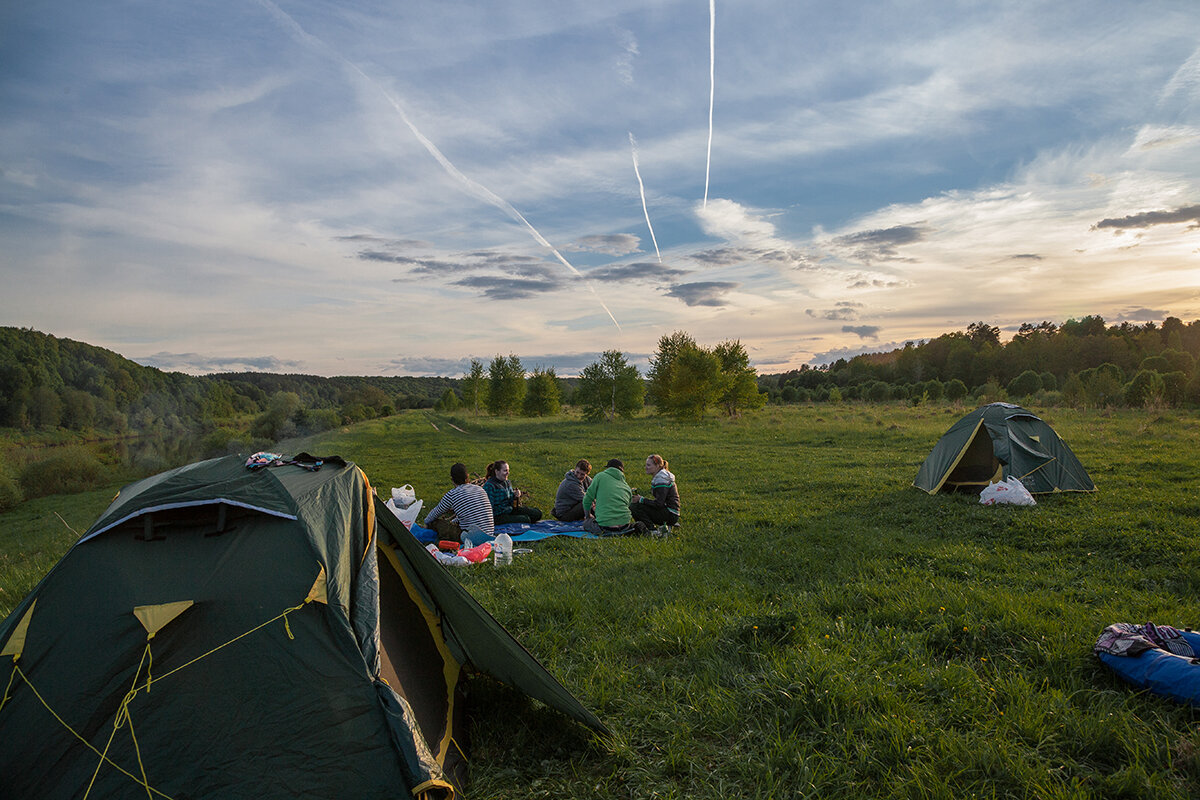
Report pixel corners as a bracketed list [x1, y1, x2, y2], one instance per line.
[914, 402, 1096, 494]
[0, 455, 605, 799]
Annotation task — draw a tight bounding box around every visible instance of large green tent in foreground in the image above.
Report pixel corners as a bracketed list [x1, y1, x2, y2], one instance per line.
[914, 402, 1097, 494]
[0, 455, 604, 799]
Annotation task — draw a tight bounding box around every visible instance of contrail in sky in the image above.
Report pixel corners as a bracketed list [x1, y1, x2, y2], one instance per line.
[704, 0, 715, 207]
[628, 133, 662, 263]
[256, 0, 621, 331]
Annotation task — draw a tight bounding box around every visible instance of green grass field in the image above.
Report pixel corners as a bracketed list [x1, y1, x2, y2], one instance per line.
[3, 404, 1199, 798]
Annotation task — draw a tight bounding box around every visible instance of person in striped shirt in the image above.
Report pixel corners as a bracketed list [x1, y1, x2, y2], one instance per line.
[423, 462, 494, 542]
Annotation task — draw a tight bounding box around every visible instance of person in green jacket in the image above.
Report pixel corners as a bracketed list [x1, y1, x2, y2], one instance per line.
[580, 458, 639, 535]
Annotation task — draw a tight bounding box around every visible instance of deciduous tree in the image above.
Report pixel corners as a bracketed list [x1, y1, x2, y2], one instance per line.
[523, 367, 561, 417]
[575, 350, 644, 421]
[486, 355, 525, 416]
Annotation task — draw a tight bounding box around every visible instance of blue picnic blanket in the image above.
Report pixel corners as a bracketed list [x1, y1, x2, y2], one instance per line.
[409, 519, 597, 545]
[499, 520, 596, 541]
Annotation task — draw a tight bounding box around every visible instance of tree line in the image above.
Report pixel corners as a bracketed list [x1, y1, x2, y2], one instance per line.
[758, 316, 1200, 408]
[436, 332, 766, 421]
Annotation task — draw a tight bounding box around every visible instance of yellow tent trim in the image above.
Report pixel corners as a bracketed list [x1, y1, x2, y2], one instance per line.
[1, 599, 36, 660]
[306, 565, 328, 605]
[928, 417, 987, 494]
[362, 472, 376, 566]
[133, 601, 194, 639]
[379, 543, 463, 767]
[412, 777, 457, 799]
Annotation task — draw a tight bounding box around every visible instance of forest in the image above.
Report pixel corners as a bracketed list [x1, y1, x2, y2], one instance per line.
[758, 317, 1200, 408]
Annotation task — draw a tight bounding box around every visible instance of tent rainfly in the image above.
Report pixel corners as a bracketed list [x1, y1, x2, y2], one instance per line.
[914, 402, 1096, 495]
[0, 455, 605, 799]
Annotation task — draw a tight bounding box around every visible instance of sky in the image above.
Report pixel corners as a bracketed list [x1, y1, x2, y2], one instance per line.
[2, 1, 1200, 378]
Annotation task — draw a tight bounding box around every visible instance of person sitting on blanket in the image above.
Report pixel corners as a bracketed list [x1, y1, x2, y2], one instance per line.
[552, 459, 592, 522]
[423, 462, 494, 543]
[630, 453, 681, 531]
[484, 460, 543, 525]
[580, 458, 641, 535]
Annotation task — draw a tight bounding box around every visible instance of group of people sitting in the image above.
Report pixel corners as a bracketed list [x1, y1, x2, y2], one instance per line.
[422, 455, 681, 542]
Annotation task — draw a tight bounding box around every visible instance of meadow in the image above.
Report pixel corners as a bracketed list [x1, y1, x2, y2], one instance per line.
[2, 403, 1199, 798]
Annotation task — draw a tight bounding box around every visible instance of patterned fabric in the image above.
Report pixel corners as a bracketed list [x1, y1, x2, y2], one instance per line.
[422, 483, 494, 537]
[1094, 623, 1195, 658]
[483, 477, 517, 516]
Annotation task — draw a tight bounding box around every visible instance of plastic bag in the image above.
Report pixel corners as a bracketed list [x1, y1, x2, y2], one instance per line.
[384, 497, 424, 529]
[391, 485, 417, 508]
[426, 543, 470, 567]
[458, 542, 493, 563]
[979, 477, 1036, 506]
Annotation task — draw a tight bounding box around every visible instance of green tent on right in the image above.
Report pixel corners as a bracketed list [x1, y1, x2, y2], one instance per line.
[914, 402, 1097, 495]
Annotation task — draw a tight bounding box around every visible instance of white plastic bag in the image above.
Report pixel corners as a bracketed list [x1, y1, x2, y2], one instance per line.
[979, 477, 1036, 506]
[385, 497, 424, 529]
[391, 485, 417, 507]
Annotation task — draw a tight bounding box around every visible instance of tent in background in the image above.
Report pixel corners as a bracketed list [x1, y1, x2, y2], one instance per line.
[914, 402, 1096, 494]
[0, 455, 604, 799]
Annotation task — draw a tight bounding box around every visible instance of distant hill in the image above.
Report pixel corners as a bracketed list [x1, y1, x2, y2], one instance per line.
[0, 327, 458, 437]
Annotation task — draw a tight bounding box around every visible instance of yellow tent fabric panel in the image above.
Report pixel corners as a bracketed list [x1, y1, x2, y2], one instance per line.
[1, 600, 36, 660]
[306, 565, 329, 605]
[133, 601, 194, 639]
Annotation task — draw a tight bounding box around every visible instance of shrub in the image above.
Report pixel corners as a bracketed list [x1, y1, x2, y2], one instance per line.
[1007, 370, 1043, 398]
[863, 380, 892, 402]
[0, 467, 22, 511]
[1124, 369, 1164, 408]
[1162, 371, 1188, 406]
[19, 447, 107, 499]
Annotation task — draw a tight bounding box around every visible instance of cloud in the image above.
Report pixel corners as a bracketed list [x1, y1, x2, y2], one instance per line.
[694, 199, 778, 243]
[665, 281, 740, 307]
[1130, 125, 1200, 151]
[842, 324, 881, 339]
[806, 302, 863, 321]
[614, 28, 639, 86]
[337, 234, 430, 248]
[846, 277, 907, 289]
[564, 233, 641, 256]
[1112, 307, 1172, 322]
[810, 341, 906, 367]
[366, 252, 461, 272]
[376, 355, 477, 377]
[1008, 253, 1043, 261]
[830, 225, 927, 264]
[687, 245, 820, 271]
[453, 275, 564, 299]
[584, 262, 689, 283]
[136, 352, 303, 374]
[1093, 204, 1200, 231]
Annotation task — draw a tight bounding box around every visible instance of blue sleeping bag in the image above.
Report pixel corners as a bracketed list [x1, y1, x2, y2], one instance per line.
[1096, 626, 1200, 706]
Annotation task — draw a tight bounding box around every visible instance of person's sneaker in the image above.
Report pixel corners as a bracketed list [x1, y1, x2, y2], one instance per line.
[651, 524, 670, 539]
[632, 521, 650, 536]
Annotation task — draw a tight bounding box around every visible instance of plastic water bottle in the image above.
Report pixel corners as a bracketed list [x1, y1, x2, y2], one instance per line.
[493, 533, 513, 566]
